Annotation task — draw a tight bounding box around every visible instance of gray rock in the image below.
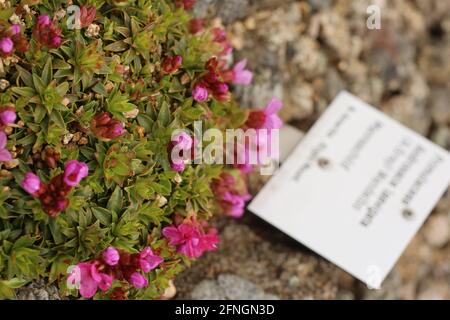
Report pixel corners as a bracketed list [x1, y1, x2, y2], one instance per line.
[324, 68, 346, 101]
[381, 96, 431, 135]
[16, 280, 61, 300]
[283, 80, 314, 120]
[190, 274, 279, 300]
[423, 213, 450, 248]
[431, 126, 450, 149]
[194, 0, 250, 23]
[430, 87, 450, 125]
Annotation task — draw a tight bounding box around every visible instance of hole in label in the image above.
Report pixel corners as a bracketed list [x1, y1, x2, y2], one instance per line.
[317, 158, 331, 169]
[402, 209, 414, 220]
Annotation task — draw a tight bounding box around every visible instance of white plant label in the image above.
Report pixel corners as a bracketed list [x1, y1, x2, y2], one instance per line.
[249, 91, 450, 287]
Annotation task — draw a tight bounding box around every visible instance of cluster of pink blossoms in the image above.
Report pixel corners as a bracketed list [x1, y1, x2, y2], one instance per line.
[192, 57, 231, 102]
[0, 11, 69, 55]
[167, 131, 195, 172]
[0, 23, 28, 56]
[235, 97, 284, 173]
[91, 112, 126, 141]
[162, 218, 219, 258]
[211, 172, 251, 218]
[21, 160, 89, 217]
[209, 98, 283, 216]
[32, 15, 62, 48]
[171, 26, 282, 219]
[0, 105, 16, 162]
[68, 246, 163, 299]
[191, 28, 253, 103]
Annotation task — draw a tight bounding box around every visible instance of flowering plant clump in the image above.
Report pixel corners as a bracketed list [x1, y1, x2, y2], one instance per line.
[0, 0, 282, 299]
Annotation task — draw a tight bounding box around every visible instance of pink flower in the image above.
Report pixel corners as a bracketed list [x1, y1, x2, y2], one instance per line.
[139, 247, 163, 273]
[200, 228, 220, 252]
[245, 97, 283, 130]
[102, 247, 120, 266]
[192, 84, 208, 102]
[111, 122, 125, 137]
[11, 24, 21, 35]
[170, 160, 185, 172]
[129, 272, 148, 289]
[55, 198, 69, 212]
[221, 192, 251, 218]
[189, 19, 204, 34]
[169, 131, 194, 172]
[162, 221, 219, 259]
[33, 14, 62, 49]
[0, 106, 17, 126]
[37, 15, 51, 27]
[63, 160, 89, 187]
[232, 59, 253, 85]
[0, 132, 12, 162]
[21, 172, 42, 195]
[91, 112, 126, 141]
[171, 131, 193, 150]
[233, 97, 283, 172]
[50, 35, 61, 47]
[72, 262, 112, 299]
[0, 37, 13, 54]
[211, 172, 251, 218]
[211, 27, 233, 56]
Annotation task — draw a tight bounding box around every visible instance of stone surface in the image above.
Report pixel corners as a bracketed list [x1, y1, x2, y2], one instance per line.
[190, 274, 279, 300]
[16, 280, 61, 300]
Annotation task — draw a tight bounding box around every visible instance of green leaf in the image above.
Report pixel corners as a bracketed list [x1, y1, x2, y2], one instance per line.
[183, 107, 204, 120]
[107, 186, 123, 213]
[49, 219, 65, 245]
[135, 178, 155, 200]
[137, 114, 154, 132]
[104, 40, 128, 52]
[56, 82, 69, 96]
[52, 59, 72, 70]
[0, 8, 14, 21]
[32, 74, 46, 94]
[42, 58, 53, 86]
[92, 207, 113, 226]
[49, 110, 66, 129]
[157, 101, 171, 126]
[15, 65, 33, 87]
[33, 105, 47, 123]
[11, 87, 36, 97]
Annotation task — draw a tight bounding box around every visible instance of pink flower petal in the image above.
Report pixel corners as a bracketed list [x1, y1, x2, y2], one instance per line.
[264, 97, 283, 115]
[233, 59, 247, 73]
[0, 149, 12, 162]
[0, 132, 6, 149]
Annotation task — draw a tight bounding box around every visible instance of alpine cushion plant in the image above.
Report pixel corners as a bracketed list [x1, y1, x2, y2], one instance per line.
[0, 0, 282, 300]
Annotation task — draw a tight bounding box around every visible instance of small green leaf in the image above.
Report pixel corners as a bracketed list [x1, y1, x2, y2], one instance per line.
[11, 87, 36, 97]
[107, 186, 123, 213]
[157, 102, 171, 126]
[52, 59, 72, 70]
[92, 207, 113, 226]
[49, 110, 66, 130]
[104, 40, 128, 52]
[42, 58, 53, 86]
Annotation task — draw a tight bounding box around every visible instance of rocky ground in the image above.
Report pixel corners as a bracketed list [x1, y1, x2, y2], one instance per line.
[175, 0, 450, 300]
[17, 0, 450, 300]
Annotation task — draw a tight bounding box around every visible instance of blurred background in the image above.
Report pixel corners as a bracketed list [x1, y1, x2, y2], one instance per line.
[174, 0, 450, 300]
